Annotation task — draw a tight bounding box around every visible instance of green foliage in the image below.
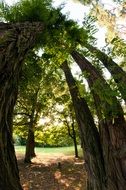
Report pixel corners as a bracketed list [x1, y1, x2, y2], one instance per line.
[13, 51, 45, 141]
[82, 16, 97, 41]
[0, 0, 98, 62]
[35, 125, 76, 147]
[111, 37, 126, 57]
[91, 78, 122, 117]
[0, 0, 52, 23]
[13, 124, 28, 145]
[72, 0, 94, 5]
[13, 48, 80, 148]
[13, 134, 26, 145]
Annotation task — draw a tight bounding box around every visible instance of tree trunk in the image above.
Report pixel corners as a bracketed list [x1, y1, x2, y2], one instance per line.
[71, 50, 126, 190]
[61, 61, 106, 190]
[66, 119, 78, 158]
[85, 43, 126, 103]
[71, 50, 124, 118]
[0, 22, 44, 189]
[24, 88, 40, 163]
[71, 123, 78, 158]
[24, 126, 35, 163]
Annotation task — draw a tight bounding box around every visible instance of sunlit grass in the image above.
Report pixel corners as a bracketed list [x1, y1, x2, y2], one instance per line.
[15, 145, 83, 157]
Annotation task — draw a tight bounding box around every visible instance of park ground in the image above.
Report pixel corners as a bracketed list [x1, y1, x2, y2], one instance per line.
[16, 146, 87, 190]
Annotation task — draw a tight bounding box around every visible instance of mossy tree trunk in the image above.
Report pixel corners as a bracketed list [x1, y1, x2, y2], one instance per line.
[0, 22, 44, 190]
[85, 44, 126, 103]
[61, 61, 106, 190]
[71, 50, 126, 190]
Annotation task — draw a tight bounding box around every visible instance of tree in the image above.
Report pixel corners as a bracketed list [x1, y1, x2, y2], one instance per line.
[1, 0, 126, 189]
[0, 21, 44, 190]
[71, 50, 126, 190]
[35, 61, 80, 155]
[59, 107, 79, 158]
[61, 61, 106, 190]
[84, 43, 126, 104]
[60, 2, 126, 104]
[14, 51, 44, 163]
[52, 96, 79, 158]
[41, 12, 126, 188]
[23, 87, 41, 163]
[0, 0, 55, 188]
[40, 13, 126, 187]
[65, 17, 126, 104]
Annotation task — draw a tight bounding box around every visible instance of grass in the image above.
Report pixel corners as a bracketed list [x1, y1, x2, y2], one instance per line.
[15, 145, 83, 157]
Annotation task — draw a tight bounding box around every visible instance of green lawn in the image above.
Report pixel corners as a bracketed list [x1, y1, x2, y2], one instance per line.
[15, 145, 83, 156]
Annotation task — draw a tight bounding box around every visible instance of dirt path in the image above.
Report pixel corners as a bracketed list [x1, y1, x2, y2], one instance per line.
[17, 153, 87, 190]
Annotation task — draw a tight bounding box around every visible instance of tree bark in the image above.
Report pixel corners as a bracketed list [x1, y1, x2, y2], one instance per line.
[0, 22, 44, 189]
[71, 50, 126, 190]
[85, 43, 126, 103]
[61, 61, 106, 190]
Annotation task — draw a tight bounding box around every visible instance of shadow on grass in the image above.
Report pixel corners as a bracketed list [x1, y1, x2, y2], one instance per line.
[18, 156, 87, 190]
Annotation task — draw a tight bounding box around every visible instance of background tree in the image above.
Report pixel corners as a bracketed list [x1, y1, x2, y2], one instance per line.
[45, 81, 80, 158]
[14, 51, 46, 163]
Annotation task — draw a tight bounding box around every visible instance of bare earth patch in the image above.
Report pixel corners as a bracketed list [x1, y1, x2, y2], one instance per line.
[17, 153, 87, 190]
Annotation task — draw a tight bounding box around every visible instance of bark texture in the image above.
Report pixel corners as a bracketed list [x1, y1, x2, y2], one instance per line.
[61, 61, 106, 190]
[0, 22, 44, 190]
[72, 50, 126, 190]
[85, 44, 126, 103]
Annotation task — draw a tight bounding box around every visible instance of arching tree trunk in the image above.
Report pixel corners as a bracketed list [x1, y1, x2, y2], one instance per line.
[71, 50, 124, 118]
[0, 22, 44, 189]
[71, 50, 126, 190]
[85, 43, 126, 103]
[61, 61, 106, 190]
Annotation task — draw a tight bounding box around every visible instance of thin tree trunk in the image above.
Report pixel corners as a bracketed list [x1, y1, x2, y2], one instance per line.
[0, 22, 44, 189]
[66, 119, 78, 158]
[71, 123, 78, 158]
[71, 50, 126, 190]
[85, 43, 126, 103]
[61, 61, 106, 190]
